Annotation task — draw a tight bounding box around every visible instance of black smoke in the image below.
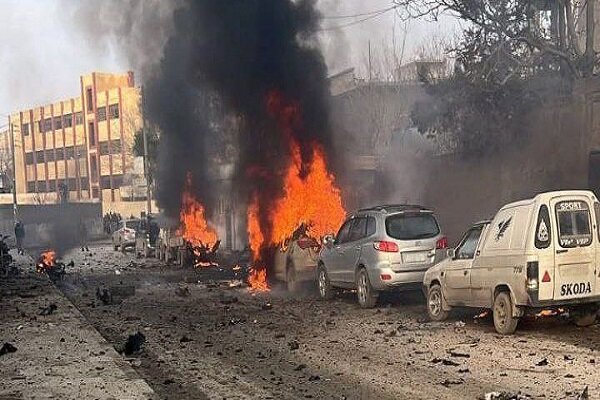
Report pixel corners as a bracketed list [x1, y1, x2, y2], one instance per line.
[146, 0, 334, 243]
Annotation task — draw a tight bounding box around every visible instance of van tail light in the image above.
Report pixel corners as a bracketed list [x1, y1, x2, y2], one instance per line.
[527, 261, 539, 291]
[436, 236, 448, 250]
[373, 241, 399, 252]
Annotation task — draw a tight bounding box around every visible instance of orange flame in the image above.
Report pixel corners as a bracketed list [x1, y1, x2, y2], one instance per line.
[247, 267, 269, 293]
[37, 250, 57, 273]
[179, 173, 218, 249]
[245, 90, 346, 291]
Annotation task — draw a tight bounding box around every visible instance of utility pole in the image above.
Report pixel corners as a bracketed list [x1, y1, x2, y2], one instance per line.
[8, 118, 17, 223]
[141, 86, 152, 215]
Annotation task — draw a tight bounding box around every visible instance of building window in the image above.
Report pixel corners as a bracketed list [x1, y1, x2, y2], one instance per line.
[109, 104, 119, 119]
[90, 154, 98, 181]
[75, 112, 84, 125]
[54, 116, 62, 130]
[43, 118, 52, 133]
[111, 139, 121, 154]
[56, 148, 64, 161]
[21, 123, 29, 136]
[88, 122, 96, 146]
[92, 187, 99, 198]
[100, 175, 111, 189]
[38, 181, 47, 193]
[48, 180, 56, 192]
[99, 141, 110, 155]
[25, 152, 34, 165]
[26, 182, 35, 192]
[35, 150, 45, 163]
[112, 174, 123, 188]
[97, 106, 107, 121]
[80, 179, 90, 190]
[65, 146, 74, 159]
[86, 87, 93, 112]
[46, 150, 55, 163]
[77, 145, 87, 158]
[63, 114, 73, 128]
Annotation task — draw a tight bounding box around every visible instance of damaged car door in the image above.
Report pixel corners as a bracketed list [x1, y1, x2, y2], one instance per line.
[443, 225, 484, 304]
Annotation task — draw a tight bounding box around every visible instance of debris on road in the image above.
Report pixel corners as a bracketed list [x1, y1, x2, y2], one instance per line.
[482, 391, 532, 400]
[122, 332, 146, 355]
[288, 340, 299, 351]
[0, 342, 17, 356]
[175, 284, 191, 297]
[535, 358, 549, 367]
[39, 304, 57, 316]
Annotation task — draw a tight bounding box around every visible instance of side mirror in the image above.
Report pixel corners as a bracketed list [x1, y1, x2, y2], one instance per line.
[323, 234, 335, 247]
[447, 248, 456, 259]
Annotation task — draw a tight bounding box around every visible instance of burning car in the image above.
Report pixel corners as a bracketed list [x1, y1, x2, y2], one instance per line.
[318, 205, 447, 308]
[112, 218, 142, 251]
[273, 225, 321, 292]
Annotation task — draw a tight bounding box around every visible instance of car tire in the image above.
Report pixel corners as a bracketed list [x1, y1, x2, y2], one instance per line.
[317, 265, 335, 300]
[286, 263, 299, 293]
[356, 268, 378, 309]
[493, 291, 519, 335]
[427, 284, 449, 321]
[572, 307, 598, 327]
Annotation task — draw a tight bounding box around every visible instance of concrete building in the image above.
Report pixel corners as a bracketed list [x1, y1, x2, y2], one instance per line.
[7, 72, 147, 214]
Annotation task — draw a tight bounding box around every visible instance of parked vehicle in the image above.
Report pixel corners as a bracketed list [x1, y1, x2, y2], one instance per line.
[273, 235, 320, 292]
[318, 205, 447, 307]
[112, 219, 142, 251]
[424, 190, 600, 334]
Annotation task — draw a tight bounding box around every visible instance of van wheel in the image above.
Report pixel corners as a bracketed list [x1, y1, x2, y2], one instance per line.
[286, 263, 299, 293]
[572, 307, 598, 327]
[317, 265, 335, 300]
[427, 284, 449, 321]
[493, 291, 519, 335]
[357, 268, 378, 309]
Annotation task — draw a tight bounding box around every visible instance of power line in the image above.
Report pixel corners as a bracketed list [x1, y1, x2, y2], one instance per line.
[322, 5, 398, 20]
[319, 5, 399, 32]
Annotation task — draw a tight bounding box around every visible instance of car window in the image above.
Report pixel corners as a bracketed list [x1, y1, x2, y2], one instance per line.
[456, 226, 483, 260]
[366, 216, 376, 236]
[335, 220, 353, 244]
[534, 205, 551, 249]
[555, 201, 592, 248]
[348, 217, 367, 242]
[385, 213, 440, 240]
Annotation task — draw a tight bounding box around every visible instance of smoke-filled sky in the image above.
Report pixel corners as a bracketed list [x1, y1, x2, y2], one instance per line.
[0, 0, 458, 119]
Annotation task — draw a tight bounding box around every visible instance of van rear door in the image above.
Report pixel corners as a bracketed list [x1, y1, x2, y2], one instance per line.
[551, 197, 596, 300]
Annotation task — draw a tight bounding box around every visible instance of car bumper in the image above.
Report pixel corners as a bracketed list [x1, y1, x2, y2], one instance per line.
[368, 264, 429, 291]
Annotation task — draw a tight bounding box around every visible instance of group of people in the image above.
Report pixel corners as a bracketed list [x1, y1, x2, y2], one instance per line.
[102, 212, 123, 235]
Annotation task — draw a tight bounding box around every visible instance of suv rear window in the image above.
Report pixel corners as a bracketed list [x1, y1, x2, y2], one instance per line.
[385, 213, 440, 240]
[555, 201, 592, 247]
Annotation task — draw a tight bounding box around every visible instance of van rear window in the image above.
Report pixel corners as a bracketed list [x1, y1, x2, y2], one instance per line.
[385, 213, 440, 240]
[555, 201, 592, 247]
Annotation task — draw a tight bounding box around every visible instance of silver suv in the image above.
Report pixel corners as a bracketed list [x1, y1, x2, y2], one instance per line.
[317, 205, 447, 308]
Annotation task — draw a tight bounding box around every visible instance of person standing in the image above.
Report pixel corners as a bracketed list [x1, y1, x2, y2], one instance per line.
[14, 221, 25, 255]
[78, 218, 89, 252]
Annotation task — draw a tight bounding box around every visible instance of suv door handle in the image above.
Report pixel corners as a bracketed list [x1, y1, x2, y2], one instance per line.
[556, 249, 568, 254]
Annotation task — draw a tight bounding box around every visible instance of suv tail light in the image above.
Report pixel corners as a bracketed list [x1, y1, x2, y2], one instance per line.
[373, 241, 399, 252]
[527, 261, 539, 291]
[436, 237, 448, 250]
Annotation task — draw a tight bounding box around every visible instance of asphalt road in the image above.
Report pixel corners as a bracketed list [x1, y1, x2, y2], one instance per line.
[54, 244, 598, 399]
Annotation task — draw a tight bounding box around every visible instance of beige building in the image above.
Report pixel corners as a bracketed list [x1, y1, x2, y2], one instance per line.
[7, 72, 148, 214]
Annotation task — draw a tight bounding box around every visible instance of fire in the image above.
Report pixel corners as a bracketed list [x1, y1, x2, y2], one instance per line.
[245, 90, 346, 291]
[247, 267, 269, 293]
[37, 250, 57, 273]
[179, 173, 218, 267]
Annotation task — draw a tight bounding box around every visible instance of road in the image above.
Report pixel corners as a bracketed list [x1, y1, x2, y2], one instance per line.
[46, 244, 599, 399]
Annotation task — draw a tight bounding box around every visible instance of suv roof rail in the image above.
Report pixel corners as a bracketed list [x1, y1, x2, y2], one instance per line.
[357, 204, 430, 213]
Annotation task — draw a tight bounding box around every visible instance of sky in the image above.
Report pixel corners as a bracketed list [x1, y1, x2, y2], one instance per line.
[0, 0, 459, 122]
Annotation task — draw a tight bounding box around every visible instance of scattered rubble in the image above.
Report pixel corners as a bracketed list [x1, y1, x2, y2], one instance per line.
[0, 342, 17, 356]
[122, 332, 146, 355]
[38, 304, 57, 316]
[482, 392, 532, 400]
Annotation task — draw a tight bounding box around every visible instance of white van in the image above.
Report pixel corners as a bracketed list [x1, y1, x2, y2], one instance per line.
[423, 190, 600, 334]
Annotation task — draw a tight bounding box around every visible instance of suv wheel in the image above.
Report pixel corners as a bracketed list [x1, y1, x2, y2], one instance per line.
[286, 263, 299, 293]
[427, 284, 449, 321]
[357, 268, 378, 309]
[317, 265, 334, 300]
[493, 291, 518, 335]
